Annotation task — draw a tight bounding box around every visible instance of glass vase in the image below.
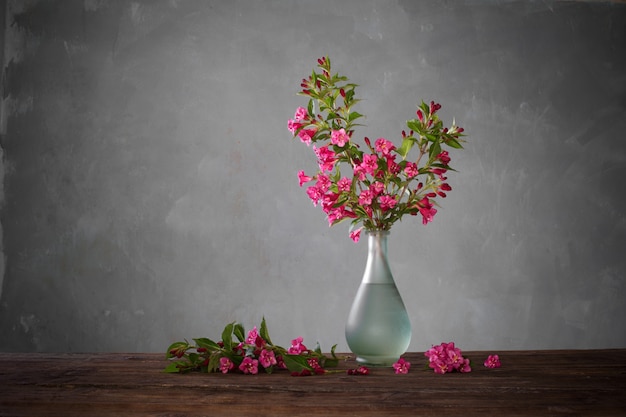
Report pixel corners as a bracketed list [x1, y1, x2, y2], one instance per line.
[345, 230, 411, 366]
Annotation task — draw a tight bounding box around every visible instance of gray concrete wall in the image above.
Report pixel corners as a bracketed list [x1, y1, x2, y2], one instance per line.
[0, 0, 625, 353]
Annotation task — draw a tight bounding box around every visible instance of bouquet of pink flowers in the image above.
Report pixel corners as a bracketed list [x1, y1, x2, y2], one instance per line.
[288, 57, 466, 242]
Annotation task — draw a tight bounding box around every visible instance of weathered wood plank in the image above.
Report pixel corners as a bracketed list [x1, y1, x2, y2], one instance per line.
[0, 350, 625, 416]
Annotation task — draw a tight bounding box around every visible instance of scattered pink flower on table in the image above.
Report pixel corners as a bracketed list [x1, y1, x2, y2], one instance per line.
[425, 342, 471, 374]
[346, 366, 370, 375]
[392, 358, 411, 374]
[484, 354, 501, 369]
[219, 357, 234, 374]
[239, 357, 259, 375]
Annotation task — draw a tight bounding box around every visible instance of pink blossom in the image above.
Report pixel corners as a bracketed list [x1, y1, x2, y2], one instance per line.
[288, 336, 307, 355]
[378, 194, 397, 211]
[369, 181, 384, 196]
[392, 358, 411, 374]
[360, 154, 379, 175]
[287, 119, 303, 134]
[337, 177, 352, 192]
[404, 162, 418, 178]
[375, 138, 396, 156]
[424, 342, 471, 374]
[315, 174, 331, 193]
[246, 326, 259, 344]
[259, 349, 277, 368]
[298, 128, 316, 145]
[417, 197, 437, 225]
[298, 170, 312, 187]
[294, 106, 308, 121]
[484, 354, 501, 369]
[460, 358, 472, 373]
[331, 128, 350, 147]
[349, 228, 362, 242]
[385, 154, 400, 175]
[239, 357, 259, 374]
[314, 145, 336, 172]
[327, 205, 354, 226]
[219, 357, 234, 374]
[321, 192, 340, 214]
[358, 189, 373, 206]
[306, 186, 323, 206]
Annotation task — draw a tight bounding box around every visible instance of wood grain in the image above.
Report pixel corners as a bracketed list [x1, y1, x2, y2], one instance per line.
[1, 350, 625, 416]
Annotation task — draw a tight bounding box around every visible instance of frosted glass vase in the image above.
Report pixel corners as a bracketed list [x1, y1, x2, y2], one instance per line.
[345, 230, 411, 366]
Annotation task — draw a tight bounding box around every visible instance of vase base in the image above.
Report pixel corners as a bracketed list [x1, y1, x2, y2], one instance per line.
[355, 354, 400, 367]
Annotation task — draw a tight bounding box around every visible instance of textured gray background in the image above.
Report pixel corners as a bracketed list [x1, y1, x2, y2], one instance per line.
[0, 0, 625, 353]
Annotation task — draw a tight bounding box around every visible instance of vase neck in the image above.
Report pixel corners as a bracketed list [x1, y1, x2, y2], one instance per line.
[362, 231, 393, 284]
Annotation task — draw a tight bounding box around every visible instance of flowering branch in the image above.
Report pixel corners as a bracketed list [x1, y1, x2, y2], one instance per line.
[165, 318, 342, 376]
[288, 57, 466, 242]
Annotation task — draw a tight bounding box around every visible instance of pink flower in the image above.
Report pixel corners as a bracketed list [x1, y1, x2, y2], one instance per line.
[331, 128, 350, 147]
[294, 106, 308, 121]
[375, 138, 396, 156]
[360, 154, 379, 175]
[349, 228, 362, 242]
[337, 177, 352, 192]
[369, 181, 384, 196]
[314, 145, 336, 172]
[417, 197, 437, 225]
[287, 119, 302, 134]
[425, 342, 471, 374]
[378, 194, 397, 211]
[298, 170, 312, 187]
[219, 357, 234, 374]
[392, 358, 411, 374]
[358, 189, 373, 206]
[288, 336, 307, 355]
[484, 354, 501, 369]
[404, 162, 418, 178]
[315, 173, 331, 193]
[239, 357, 259, 374]
[298, 128, 316, 145]
[259, 349, 277, 368]
[246, 326, 259, 344]
[306, 186, 323, 206]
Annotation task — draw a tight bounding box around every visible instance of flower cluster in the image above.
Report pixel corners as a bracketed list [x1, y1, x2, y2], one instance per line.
[424, 342, 472, 374]
[288, 57, 465, 242]
[165, 318, 340, 376]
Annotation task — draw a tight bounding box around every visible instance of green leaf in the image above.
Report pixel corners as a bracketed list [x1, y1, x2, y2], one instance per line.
[221, 322, 235, 351]
[397, 137, 415, 158]
[260, 317, 273, 345]
[282, 354, 312, 372]
[164, 362, 182, 373]
[233, 323, 245, 343]
[348, 111, 363, 122]
[193, 337, 220, 350]
[446, 137, 464, 149]
[406, 119, 422, 133]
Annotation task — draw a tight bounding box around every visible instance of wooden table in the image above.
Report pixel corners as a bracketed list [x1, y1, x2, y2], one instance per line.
[1, 349, 625, 416]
